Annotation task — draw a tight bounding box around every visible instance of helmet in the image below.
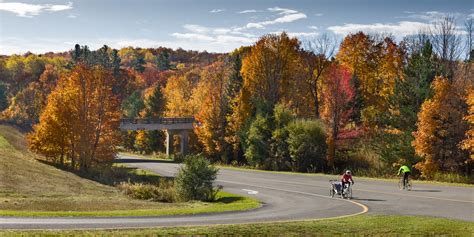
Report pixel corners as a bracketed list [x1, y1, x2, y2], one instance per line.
[345, 170, 351, 175]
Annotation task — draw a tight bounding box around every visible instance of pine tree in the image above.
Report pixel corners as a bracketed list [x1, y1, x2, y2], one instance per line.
[156, 51, 171, 71]
[131, 53, 146, 73]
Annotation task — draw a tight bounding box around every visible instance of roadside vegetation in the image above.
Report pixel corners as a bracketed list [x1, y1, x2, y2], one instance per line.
[2, 215, 473, 236]
[0, 125, 259, 217]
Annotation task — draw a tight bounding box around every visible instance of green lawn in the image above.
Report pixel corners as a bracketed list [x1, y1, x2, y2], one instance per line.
[0, 191, 259, 217]
[0, 125, 259, 217]
[2, 215, 472, 236]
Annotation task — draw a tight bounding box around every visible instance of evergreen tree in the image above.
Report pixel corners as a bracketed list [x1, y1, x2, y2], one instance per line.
[0, 82, 7, 111]
[121, 90, 144, 118]
[156, 51, 171, 71]
[131, 53, 146, 73]
[144, 84, 165, 117]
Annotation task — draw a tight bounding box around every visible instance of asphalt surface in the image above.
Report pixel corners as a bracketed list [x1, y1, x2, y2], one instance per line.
[1, 155, 473, 229]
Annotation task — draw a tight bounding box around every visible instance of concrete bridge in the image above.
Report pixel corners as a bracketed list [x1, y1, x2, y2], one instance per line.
[120, 117, 195, 156]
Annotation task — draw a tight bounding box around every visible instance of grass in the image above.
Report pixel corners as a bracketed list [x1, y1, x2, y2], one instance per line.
[0, 125, 259, 217]
[1, 215, 472, 236]
[0, 192, 259, 217]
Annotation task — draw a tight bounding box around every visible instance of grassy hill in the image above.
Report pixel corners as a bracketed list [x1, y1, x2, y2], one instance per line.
[0, 125, 258, 216]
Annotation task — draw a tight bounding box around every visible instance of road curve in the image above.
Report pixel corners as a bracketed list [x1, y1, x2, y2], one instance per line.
[1, 155, 472, 229]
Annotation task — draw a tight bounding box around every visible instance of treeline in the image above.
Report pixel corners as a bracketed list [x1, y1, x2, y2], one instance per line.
[0, 17, 472, 180]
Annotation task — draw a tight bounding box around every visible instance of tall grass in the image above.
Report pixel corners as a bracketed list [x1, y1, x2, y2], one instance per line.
[431, 172, 473, 184]
[118, 180, 179, 203]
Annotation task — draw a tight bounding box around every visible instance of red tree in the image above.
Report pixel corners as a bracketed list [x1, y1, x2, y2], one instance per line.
[321, 63, 355, 168]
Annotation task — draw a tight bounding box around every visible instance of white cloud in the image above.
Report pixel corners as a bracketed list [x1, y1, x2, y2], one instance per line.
[67, 13, 78, 18]
[268, 7, 298, 15]
[327, 21, 433, 37]
[210, 9, 225, 13]
[401, 11, 463, 22]
[315, 13, 323, 17]
[0, 1, 73, 17]
[238, 9, 261, 14]
[245, 12, 307, 29]
[215, 35, 256, 44]
[171, 33, 214, 41]
[183, 24, 231, 35]
[308, 25, 319, 30]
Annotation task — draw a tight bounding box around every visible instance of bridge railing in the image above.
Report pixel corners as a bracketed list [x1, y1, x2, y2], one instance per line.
[121, 117, 195, 125]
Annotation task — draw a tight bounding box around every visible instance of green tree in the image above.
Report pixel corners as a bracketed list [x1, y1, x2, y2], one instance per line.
[156, 51, 171, 71]
[122, 90, 145, 118]
[244, 102, 274, 169]
[287, 120, 327, 172]
[0, 82, 7, 112]
[144, 84, 165, 118]
[269, 104, 295, 171]
[175, 154, 219, 201]
[143, 84, 166, 153]
[132, 53, 146, 73]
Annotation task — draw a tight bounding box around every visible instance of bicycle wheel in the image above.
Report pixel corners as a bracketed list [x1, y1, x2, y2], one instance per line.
[407, 179, 412, 191]
[347, 186, 352, 199]
[398, 179, 404, 190]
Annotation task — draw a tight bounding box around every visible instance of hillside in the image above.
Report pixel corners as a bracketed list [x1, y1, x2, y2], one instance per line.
[0, 125, 168, 212]
[0, 125, 258, 216]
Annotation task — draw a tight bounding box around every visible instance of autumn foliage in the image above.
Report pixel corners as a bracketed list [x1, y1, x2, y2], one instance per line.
[28, 65, 121, 170]
[1, 23, 472, 181]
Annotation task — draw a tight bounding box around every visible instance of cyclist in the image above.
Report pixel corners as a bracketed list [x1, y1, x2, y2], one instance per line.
[397, 165, 411, 189]
[341, 170, 354, 195]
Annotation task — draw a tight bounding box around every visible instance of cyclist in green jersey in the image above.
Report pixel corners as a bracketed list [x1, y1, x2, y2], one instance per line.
[397, 165, 411, 189]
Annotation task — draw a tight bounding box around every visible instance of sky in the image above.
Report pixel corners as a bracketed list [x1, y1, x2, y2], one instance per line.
[0, 0, 473, 55]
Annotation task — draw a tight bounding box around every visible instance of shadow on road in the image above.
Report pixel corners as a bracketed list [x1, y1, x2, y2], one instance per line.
[409, 189, 441, 192]
[115, 158, 177, 164]
[352, 197, 386, 202]
[216, 196, 246, 204]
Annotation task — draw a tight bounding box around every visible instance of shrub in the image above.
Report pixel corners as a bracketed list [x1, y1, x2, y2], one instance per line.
[175, 154, 220, 201]
[286, 120, 327, 172]
[117, 180, 178, 202]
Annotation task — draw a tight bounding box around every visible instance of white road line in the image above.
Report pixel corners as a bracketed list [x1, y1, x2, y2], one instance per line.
[219, 179, 369, 217]
[242, 189, 259, 195]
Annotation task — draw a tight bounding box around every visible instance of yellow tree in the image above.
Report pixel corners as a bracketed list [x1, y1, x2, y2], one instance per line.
[337, 32, 404, 125]
[413, 76, 469, 178]
[163, 70, 200, 117]
[240, 32, 302, 108]
[461, 87, 474, 161]
[194, 61, 232, 160]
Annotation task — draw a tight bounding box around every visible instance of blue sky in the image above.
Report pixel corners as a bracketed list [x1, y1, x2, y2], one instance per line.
[0, 0, 473, 55]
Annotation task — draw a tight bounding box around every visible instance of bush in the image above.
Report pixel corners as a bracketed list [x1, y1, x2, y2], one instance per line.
[118, 180, 178, 202]
[175, 154, 220, 201]
[286, 120, 327, 172]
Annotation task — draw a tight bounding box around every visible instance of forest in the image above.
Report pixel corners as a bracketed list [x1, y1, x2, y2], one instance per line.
[0, 16, 472, 182]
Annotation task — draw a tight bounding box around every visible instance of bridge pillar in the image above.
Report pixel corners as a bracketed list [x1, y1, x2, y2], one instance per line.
[180, 130, 189, 155]
[165, 130, 175, 156]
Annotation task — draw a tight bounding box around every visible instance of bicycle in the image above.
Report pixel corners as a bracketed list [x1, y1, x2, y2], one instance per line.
[398, 176, 412, 191]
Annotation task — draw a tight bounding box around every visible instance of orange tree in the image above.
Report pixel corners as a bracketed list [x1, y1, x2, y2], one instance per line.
[28, 65, 121, 171]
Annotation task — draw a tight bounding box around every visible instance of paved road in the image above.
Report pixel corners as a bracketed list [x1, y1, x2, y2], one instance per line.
[1, 155, 473, 229]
